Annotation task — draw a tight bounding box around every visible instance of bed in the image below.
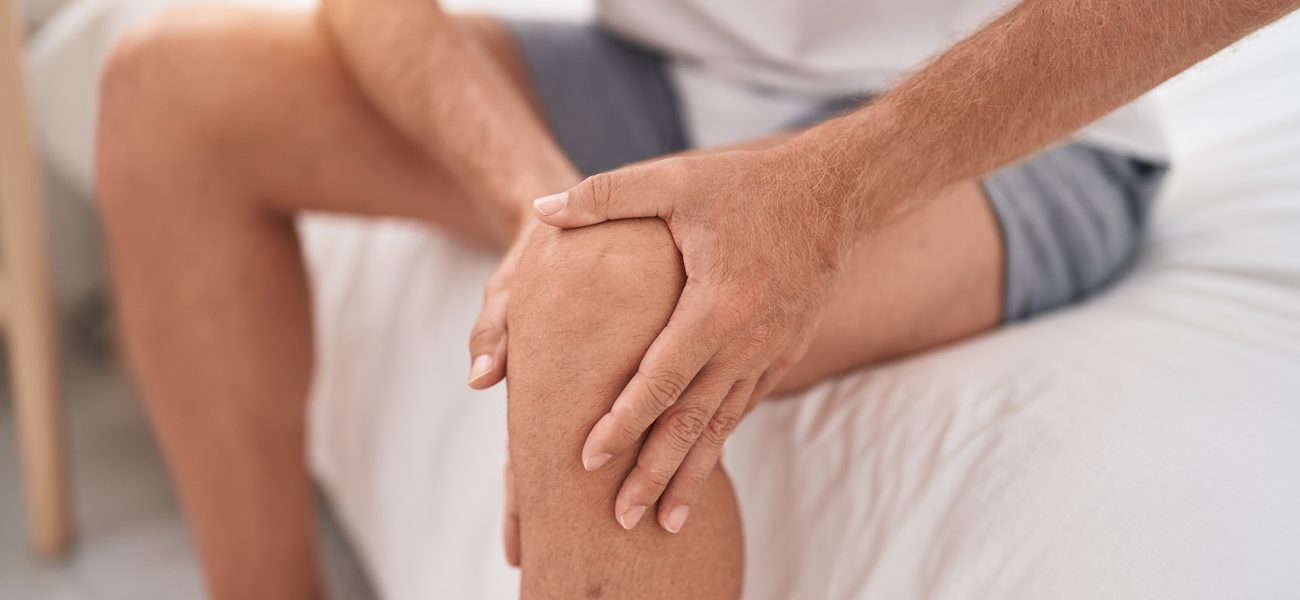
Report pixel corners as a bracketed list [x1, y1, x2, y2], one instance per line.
[29, 1, 1300, 597]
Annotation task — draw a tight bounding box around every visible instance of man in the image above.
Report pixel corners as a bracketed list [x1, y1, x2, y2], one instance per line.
[95, 0, 1296, 597]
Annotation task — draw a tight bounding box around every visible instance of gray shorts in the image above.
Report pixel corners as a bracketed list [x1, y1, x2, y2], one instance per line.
[508, 22, 1168, 322]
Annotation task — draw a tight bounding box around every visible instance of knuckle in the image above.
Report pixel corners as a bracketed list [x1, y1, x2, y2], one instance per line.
[664, 405, 711, 451]
[706, 408, 741, 441]
[636, 461, 674, 489]
[585, 172, 616, 215]
[641, 370, 688, 412]
[469, 322, 503, 350]
[614, 417, 648, 446]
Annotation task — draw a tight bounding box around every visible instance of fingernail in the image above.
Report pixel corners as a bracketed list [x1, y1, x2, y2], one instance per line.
[468, 354, 494, 383]
[618, 506, 647, 530]
[583, 453, 613, 472]
[663, 506, 690, 534]
[533, 191, 568, 216]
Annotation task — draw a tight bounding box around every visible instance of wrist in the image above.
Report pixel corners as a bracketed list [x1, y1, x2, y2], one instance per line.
[781, 102, 941, 234]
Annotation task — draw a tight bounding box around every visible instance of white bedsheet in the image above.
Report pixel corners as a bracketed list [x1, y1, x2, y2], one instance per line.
[26, 1, 1300, 597]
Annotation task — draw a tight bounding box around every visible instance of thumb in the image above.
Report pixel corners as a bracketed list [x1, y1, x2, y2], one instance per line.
[467, 286, 509, 389]
[532, 168, 669, 229]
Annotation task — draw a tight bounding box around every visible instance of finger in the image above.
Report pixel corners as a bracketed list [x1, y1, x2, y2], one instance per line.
[503, 461, 520, 568]
[581, 286, 721, 470]
[531, 166, 672, 229]
[657, 378, 756, 534]
[611, 367, 737, 530]
[467, 287, 510, 389]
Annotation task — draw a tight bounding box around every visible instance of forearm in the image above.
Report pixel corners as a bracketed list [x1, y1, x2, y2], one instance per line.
[795, 0, 1298, 233]
[318, 0, 576, 234]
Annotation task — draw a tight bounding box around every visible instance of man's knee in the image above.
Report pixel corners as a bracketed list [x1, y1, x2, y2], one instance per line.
[96, 7, 315, 225]
[506, 218, 682, 470]
[97, 7, 252, 210]
[100, 6, 257, 138]
[98, 7, 322, 161]
[505, 220, 744, 592]
[510, 218, 683, 335]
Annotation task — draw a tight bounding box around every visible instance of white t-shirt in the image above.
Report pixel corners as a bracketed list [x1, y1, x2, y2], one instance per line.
[596, 0, 1168, 160]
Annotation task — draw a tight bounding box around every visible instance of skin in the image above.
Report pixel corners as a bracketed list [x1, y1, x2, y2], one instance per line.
[319, 0, 577, 230]
[318, 0, 581, 390]
[92, 0, 1297, 599]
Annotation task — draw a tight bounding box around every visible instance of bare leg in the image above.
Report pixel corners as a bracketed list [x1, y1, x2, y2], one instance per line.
[508, 219, 744, 598]
[96, 7, 535, 597]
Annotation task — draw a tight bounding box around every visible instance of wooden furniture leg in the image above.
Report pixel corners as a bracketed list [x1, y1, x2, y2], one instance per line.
[0, 0, 73, 558]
